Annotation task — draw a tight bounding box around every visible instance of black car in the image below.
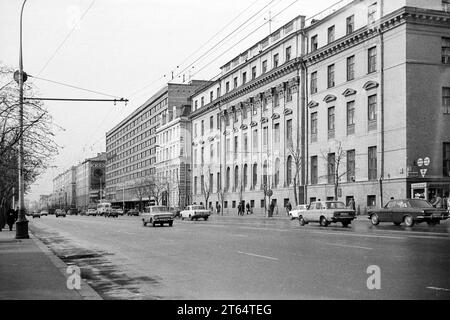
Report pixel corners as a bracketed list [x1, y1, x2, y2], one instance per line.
[67, 208, 79, 215]
[368, 198, 449, 227]
[127, 208, 140, 216]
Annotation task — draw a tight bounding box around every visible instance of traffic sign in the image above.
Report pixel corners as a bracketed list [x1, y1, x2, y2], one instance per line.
[424, 157, 430, 166]
[417, 158, 423, 167]
[420, 168, 427, 178]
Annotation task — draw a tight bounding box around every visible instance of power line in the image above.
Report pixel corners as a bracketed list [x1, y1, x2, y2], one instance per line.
[28, 75, 122, 99]
[175, 0, 279, 80]
[191, 0, 299, 79]
[36, 0, 96, 76]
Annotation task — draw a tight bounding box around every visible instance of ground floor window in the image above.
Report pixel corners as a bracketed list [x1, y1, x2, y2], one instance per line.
[367, 195, 376, 208]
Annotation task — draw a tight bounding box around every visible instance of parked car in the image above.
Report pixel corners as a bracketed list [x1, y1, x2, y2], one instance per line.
[105, 210, 119, 218]
[169, 206, 182, 218]
[142, 205, 174, 227]
[112, 207, 124, 216]
[289, 204, 309, 220]
[32, 211, 41, 218]
[48, 208, 55, 215]
[67, 208, 78, 215]
[55, 209, 66, 218]
[299, 201, 356, 227]
[180, 205, 211, 221]
[40, 210, 48, 216]
[87, 208, 97, 216]
[127, 208, 140, 216]
[368, 198, 449, 227]
[79, 209, 87, 216]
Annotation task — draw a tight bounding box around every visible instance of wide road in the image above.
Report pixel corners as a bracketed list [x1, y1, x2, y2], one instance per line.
[28, 214, 450, 300]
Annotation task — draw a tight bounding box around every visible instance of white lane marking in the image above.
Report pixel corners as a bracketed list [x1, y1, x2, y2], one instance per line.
[324, 243, 373, 250]
[427, 286, 450, 292]
[237, 251, 279, 261]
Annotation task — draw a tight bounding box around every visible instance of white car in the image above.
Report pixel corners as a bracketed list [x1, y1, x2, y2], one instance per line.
[180, 205, 211, 221]
[142, 206, 174, 227]
[289, 204, 309, 220]
[299, 201, 356, 227]
[87, 208, 97, 216]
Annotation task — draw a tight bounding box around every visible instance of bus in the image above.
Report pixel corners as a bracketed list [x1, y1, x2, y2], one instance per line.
[96, 202, 112, 216]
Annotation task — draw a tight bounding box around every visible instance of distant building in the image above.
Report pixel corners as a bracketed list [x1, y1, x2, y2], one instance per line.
[75, 152, 107, 210]
[52, 166, 76, 210]
[105, 81, 210, 209]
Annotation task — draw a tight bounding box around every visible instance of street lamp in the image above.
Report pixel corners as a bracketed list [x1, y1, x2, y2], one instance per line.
[15, 0, 29, 239]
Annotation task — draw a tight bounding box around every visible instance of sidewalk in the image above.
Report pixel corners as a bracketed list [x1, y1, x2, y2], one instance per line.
[0, 226, 101, 300]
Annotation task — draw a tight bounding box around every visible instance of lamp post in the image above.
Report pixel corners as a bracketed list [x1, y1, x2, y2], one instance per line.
[15, 0, 29, 239]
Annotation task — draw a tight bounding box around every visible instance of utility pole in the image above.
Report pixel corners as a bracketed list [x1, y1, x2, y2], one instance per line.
[15, 0, 29, 239]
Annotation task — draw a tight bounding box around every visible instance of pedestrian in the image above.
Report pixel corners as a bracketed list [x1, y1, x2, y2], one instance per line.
[237, 202, 241, 216]
[6, 208, 15, 231]
[347, 198, 356, 211]
[240, 202, 244, 216]
[442, 193, 448, 210]
[268, 200, 275, 218]
[285, 200, 292, 216]
[216, 203, 221, 215]
[246, 202, 250, 215]
[431, 193, 443, 208]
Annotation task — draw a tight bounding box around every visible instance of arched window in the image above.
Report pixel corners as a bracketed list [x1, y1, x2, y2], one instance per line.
[234, 165, 239, 190]
[286, 155, 293, 185]
[274, 158, 280, 187]
[263, 160, 268, 186]
[226, 167, 230, 191]
[252, 163, 257, 188]
[243, 164, 248, 189]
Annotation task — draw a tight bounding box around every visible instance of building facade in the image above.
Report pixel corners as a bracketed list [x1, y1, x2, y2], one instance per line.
[51, 166, 76, 210]
[304, 0, 450, 210]
[155, 105, 193, 208]
[75, 152, 107, 210]
[105, 81, 210, 209]
[190, 16, 307, 214]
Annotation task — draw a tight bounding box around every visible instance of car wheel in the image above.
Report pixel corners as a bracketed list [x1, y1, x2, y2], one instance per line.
[370, 214, 380, 226]
[152, 221, 157, 227]
[342, 221, 350, 228]
[143, 220, 147, 227]
[319, 216, 328, 227]
[168, 221, 173, 227]
[404, 215, 415, 227]
[289, 214, 294, 220]
[299, 216, 306, 226]
[189, 215, 193, 221]
[393, 222, 401, 226]
[204, 216, 208, 221]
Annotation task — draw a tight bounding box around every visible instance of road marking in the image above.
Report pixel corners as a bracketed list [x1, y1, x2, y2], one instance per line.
[324, 243, 373, 250]
[237, 251, 279, 261]
[426, 286, 450, 292]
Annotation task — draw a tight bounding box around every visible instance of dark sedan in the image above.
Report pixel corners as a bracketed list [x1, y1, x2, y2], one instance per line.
[127, 208, 140, 216]
[368, 198, 449, 227]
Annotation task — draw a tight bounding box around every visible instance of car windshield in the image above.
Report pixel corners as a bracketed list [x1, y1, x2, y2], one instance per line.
[406, 199, 433, 208]
[325, 202, 346, 209]
[295, 205, 307, 210]
[191, 205, 206, 210]
[147, 206, 168, 212]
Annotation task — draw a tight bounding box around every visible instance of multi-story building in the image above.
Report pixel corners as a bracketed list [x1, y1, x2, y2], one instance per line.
[105, 81, 210, 209]
[155, 105, 194, 208]
[304, 0, 450, 210]
[52, 166, 76, 210]
[190, 16, 307, 214]
[75, 152, 107, 210]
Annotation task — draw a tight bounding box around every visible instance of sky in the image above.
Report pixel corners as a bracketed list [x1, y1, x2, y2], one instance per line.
[0, 0, 341, 202]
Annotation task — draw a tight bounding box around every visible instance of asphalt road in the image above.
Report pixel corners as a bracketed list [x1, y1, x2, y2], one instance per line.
[28, 214, 450, 300]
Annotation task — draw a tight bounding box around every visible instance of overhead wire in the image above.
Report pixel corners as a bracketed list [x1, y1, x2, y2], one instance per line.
[36, 0, 97, 76]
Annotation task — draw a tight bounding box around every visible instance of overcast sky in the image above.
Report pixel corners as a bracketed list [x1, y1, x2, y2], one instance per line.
[0, 0, 340, 203]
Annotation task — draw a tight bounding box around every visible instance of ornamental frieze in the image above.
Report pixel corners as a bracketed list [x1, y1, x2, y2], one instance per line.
[283, 108, 293, 115]
[271, 113, 280, 120]
[323, 94, 337, 103]
[260, 117, 268, 124]
[250, 121, 258, 127]
[342, 88, 357, 97]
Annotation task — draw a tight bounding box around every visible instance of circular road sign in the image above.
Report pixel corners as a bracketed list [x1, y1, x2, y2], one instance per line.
[424, 157, 430, 166]
[417, 158, 424, 167]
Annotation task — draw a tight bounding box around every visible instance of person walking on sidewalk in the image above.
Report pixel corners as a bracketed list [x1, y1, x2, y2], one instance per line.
[285, 200, 292, 216]
[7, 208, 16, 231]
[246, 202, 251, 215]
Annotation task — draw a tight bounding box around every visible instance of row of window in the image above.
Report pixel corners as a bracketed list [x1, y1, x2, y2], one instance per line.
[311, 94, 377, 141]
[310, 147, 377, 185]
[310, 46, 377, 94]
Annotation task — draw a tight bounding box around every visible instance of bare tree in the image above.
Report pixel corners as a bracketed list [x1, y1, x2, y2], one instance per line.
[0, 63, 59, 219]
[132, 178, 150, 211]
[320, 141, 348, 201]
[200, 165, 211, 209]
[288, 144, 303, 205]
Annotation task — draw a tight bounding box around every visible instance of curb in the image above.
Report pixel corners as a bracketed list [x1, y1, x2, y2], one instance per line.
[29, 231, 102, 300]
